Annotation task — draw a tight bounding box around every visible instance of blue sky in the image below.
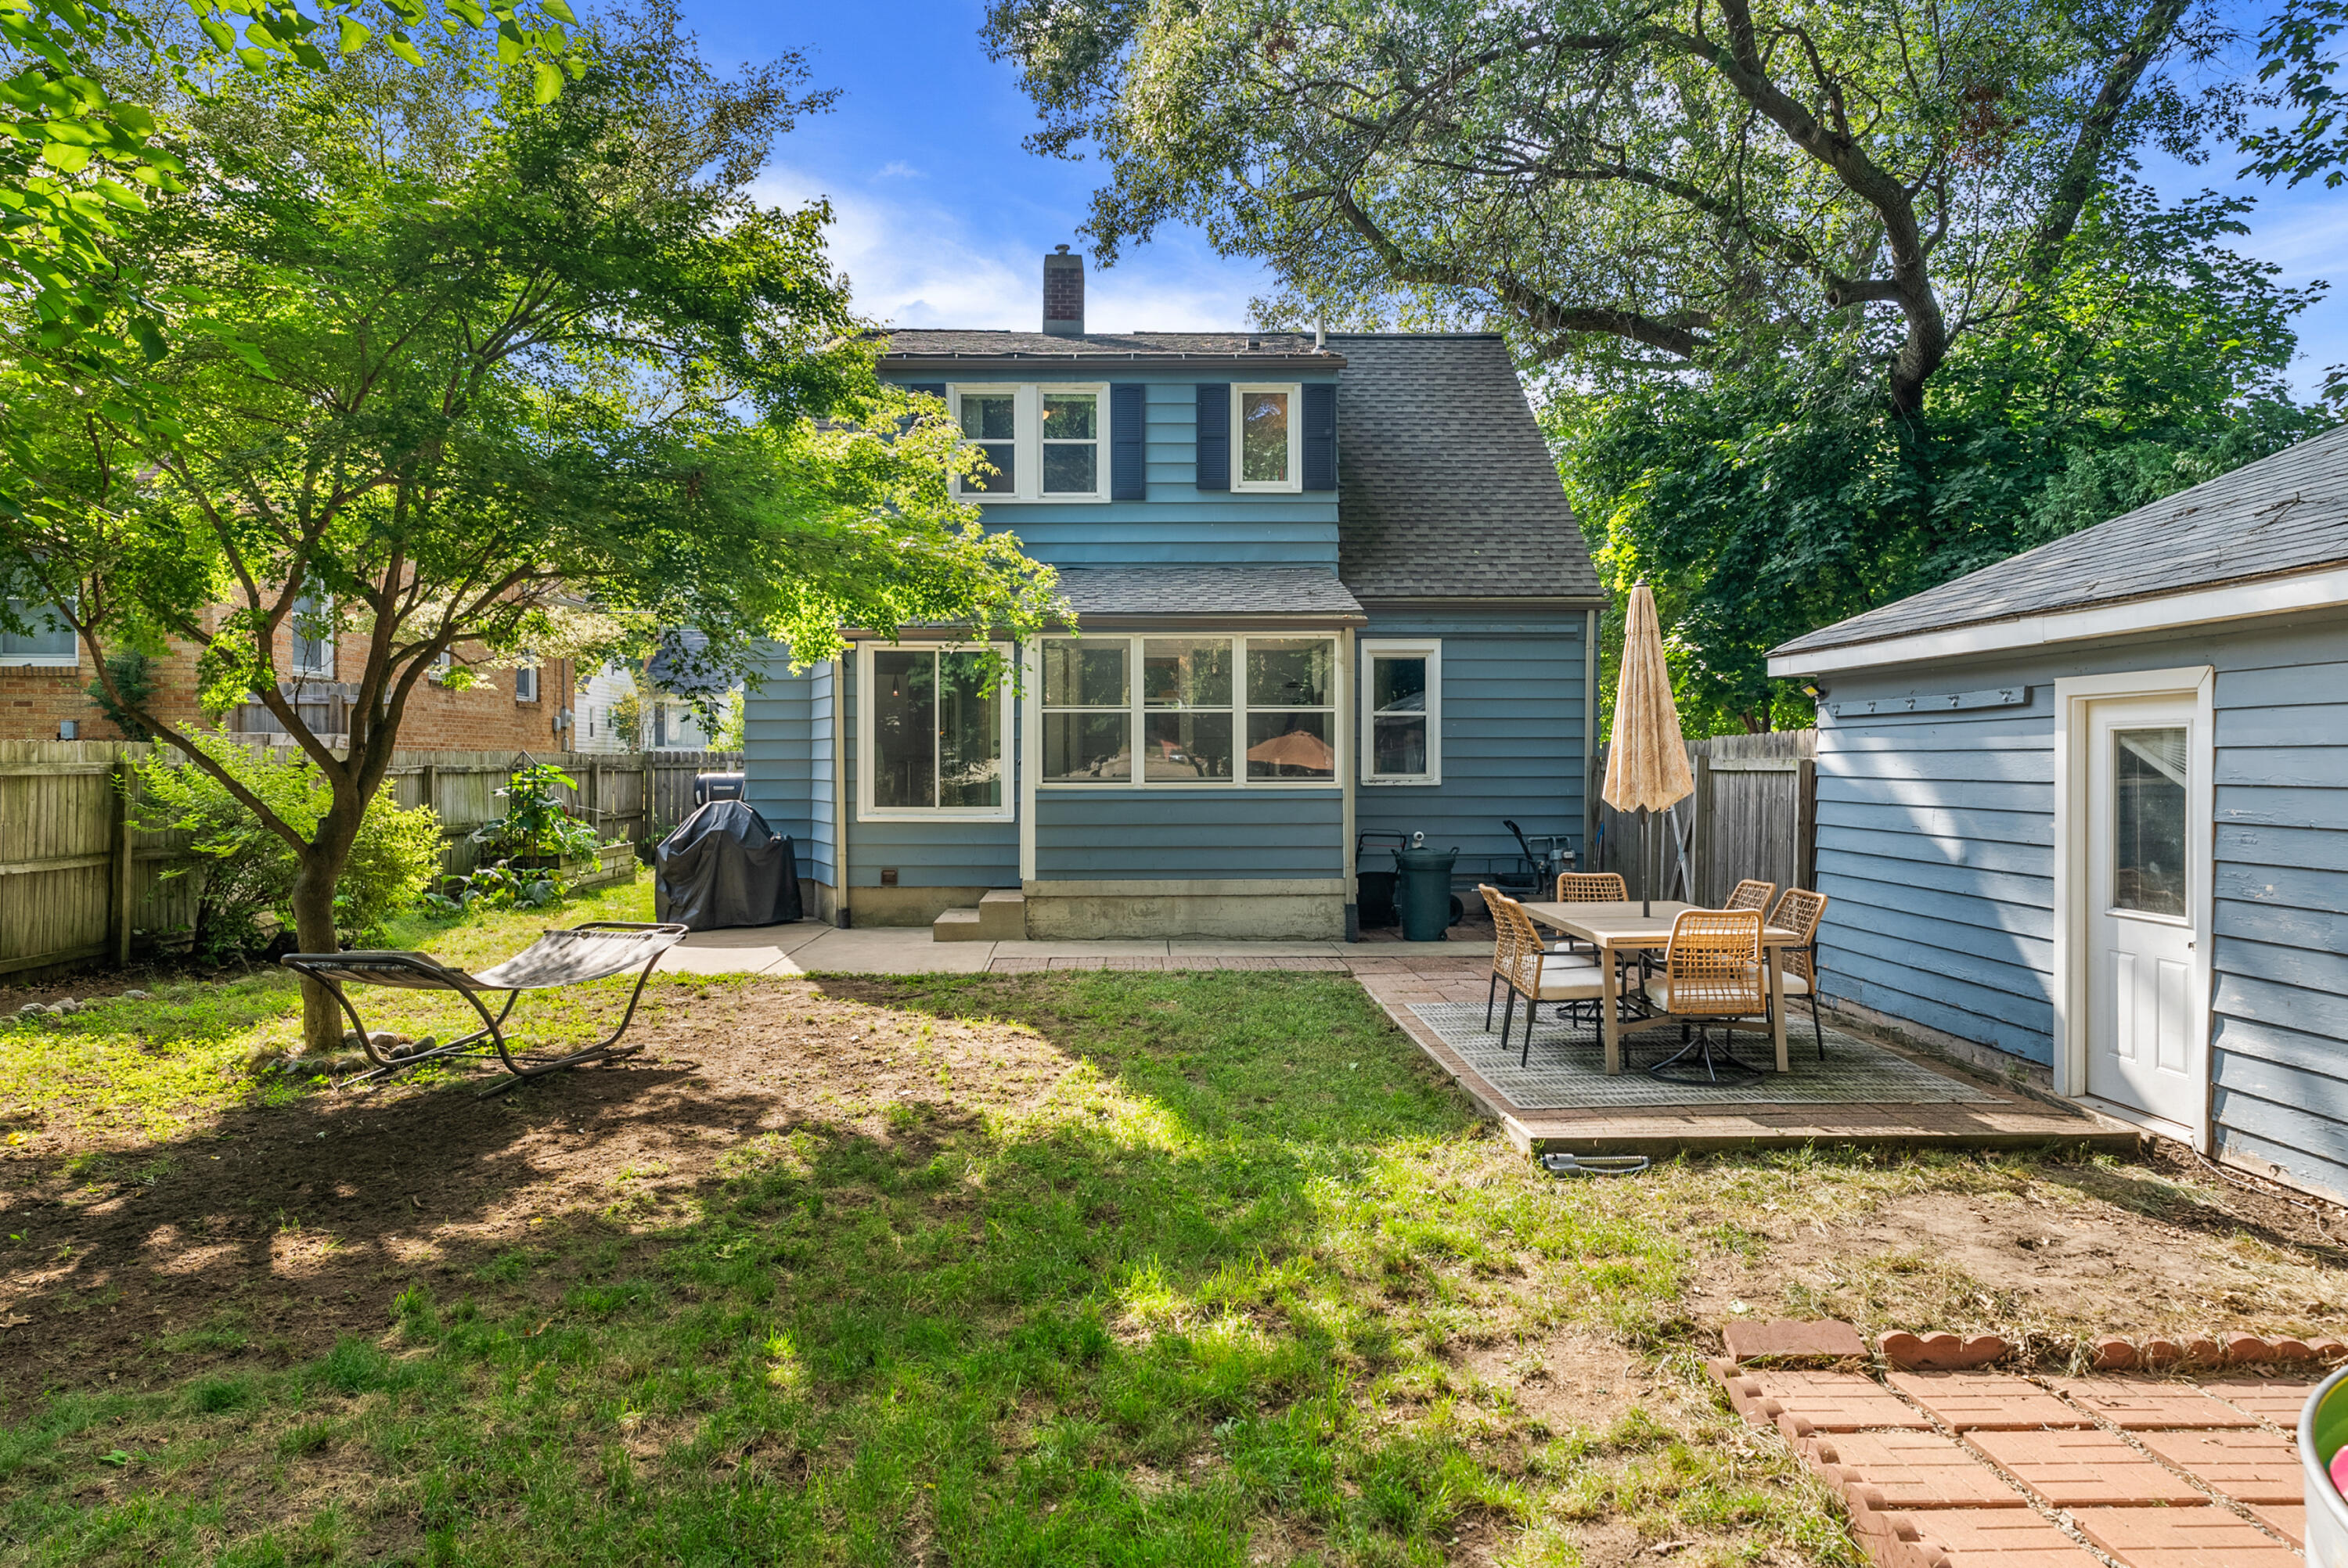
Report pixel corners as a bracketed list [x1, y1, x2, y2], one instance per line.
[684, 0, 2343, 398]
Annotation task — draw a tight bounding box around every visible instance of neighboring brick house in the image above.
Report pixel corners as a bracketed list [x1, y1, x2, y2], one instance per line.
[0, 595, 575, 752]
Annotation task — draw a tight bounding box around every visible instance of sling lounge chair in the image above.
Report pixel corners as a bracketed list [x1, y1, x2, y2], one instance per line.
[281, 920, 690, 1095]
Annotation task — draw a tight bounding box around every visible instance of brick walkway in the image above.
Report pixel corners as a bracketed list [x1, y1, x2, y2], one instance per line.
[1714, 1332, 2328, 1566]
[1350, 965, 2134, 1156]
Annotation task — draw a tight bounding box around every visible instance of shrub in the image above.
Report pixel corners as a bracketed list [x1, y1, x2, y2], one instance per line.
[132, 734, 444, 960]
[470, 762, 600, 862]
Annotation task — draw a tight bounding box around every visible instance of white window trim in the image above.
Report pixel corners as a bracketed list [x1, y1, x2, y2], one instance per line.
[1230, 383, 1303, 493]
[857, 641, 1017, 822]
[948, 383, 1108, 504]
[514, 659, 540, 703]
[1360, 638, 1441, 786]
[1037, 632, 1343, 790]
[288, 590, 335, 678]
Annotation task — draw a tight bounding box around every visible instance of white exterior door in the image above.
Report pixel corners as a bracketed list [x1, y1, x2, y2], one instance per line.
[2083, 696, 2201, 1131]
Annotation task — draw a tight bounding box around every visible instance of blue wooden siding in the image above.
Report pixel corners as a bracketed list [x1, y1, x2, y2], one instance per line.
[1353, 606, 1590, 870]
[741, 651, 833, 885]
[1035, 789, 1343, 880]
[838, 653, 1020, 889]
[1807, 613, 2348, 1200]
[884, 373, 1339, 569]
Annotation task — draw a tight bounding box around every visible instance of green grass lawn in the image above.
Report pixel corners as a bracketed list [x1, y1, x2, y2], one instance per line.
[0, 876, 2339, 1566]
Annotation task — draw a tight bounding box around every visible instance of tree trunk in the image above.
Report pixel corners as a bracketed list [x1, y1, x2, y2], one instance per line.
[289, 806, 364, 1054]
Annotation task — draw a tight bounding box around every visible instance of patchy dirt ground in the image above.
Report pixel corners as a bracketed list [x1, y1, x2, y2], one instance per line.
[4, 973, 2343, 1404]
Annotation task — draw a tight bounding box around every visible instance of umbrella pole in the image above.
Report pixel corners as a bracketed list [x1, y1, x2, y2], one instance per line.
[1640, 807, 1651, 919]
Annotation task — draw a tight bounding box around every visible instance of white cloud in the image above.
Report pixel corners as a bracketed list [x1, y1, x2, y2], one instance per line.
[873, 160, 924, 180]
[753, 167, 1267, 333]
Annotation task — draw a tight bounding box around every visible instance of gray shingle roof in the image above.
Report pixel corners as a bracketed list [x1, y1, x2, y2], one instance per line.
[1055, 566, 1363, 620]
[1774, 423, 2348, 660]
[1330, 335, 1599, 600]
[876, 329, 1341, 365]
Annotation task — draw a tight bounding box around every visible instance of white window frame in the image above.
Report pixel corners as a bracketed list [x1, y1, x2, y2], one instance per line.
[0, 595, 78, 667]
[857, 641, 1016, 822]
[513, 656, 539, 703]
[1037, 632, 1342, 791]
[1230, 383, 1303, 493]
[1361, 638, 1442, 786]
[947, 383, 1108, 504]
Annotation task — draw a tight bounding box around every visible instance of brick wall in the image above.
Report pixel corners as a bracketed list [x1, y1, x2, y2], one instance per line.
[0, 625, 574, 753]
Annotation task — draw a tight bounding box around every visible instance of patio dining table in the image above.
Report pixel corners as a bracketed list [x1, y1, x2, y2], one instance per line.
[1518, 899, 1806, 1075]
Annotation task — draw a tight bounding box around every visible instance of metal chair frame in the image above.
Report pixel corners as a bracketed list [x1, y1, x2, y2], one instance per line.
[1622, 908, 1770, 1083]
[1763, 888, 1832, 1061]
[281, 921, 689, 1097]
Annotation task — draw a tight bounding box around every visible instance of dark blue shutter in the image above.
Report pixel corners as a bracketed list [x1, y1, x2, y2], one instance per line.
[906, 381, 946, 402]
[1194, 383, 1230, 491]
[1302, 382, 1337, 491]
[1111, 383, 1146, 500]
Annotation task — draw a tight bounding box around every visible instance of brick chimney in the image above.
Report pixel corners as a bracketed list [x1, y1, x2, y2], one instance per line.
[1043, 245, 1084, 336]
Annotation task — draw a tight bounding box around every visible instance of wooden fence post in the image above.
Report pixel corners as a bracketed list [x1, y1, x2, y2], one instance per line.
[1797, 757, 1818, 890]
[1691, 747, 1712, 907]
[111, 758, 135, 966]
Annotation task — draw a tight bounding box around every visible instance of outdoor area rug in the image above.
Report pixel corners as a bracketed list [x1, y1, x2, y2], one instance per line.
[1406, 1004, 2002, 1109]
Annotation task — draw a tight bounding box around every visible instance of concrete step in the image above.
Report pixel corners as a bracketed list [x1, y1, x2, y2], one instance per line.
[931, 908, 986, 943]
[976, 889, 1028, 940]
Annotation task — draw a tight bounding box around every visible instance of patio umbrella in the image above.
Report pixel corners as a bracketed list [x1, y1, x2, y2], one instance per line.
[1601, 582, 1693, 916]
[1245, 727, 1336, 775]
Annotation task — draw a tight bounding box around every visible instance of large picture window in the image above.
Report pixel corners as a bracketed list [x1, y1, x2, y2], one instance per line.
[861, 644, 1012, 818]
[1, 597, 76, 665]
[1362, 640, 1441, 784]
[950, 384, 1106, 502]
[1041, 634, 1339, 787]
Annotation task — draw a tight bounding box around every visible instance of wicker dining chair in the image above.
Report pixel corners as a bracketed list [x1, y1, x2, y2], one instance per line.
[1723, 879, 1777, 914]
[1763, 888, 1832, 1060]
[1550, 872, 1629, 962]
[1479, 886, 1606, 1066]
[1635, 908, 1768, 1081]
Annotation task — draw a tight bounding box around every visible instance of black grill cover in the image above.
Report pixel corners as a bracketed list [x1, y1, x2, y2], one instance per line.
[654, 801, 802, 930]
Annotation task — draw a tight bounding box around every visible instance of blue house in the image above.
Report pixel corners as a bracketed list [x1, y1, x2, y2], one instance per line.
[744, 250, 1601, 940]
[1768, 424, 2348, 1202]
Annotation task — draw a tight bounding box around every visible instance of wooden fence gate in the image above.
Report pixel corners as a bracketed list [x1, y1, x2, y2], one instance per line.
[1587, 729, 1818, 905]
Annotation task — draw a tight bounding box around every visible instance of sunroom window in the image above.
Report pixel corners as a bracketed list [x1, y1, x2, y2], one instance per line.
[1041, 635, 1338, 786]
[865, 646, 1009, 816]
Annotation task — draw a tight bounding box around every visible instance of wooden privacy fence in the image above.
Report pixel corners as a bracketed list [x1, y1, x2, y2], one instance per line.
[1588, 729, 1818, 906]
[0, 741, 738, 981]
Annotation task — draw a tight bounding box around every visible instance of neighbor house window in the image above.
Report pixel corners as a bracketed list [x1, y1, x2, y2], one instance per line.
[1, 597, 76, 665]
[514, 656, 539, 703]
[1233, 384, 1301, 491]
[860, 644, 1011, 818]
[1041, 635, 1339, 786]
[951, 384, 1106, 502]
[1362, 640, 1441, 784]
[288, 588, 333, 678]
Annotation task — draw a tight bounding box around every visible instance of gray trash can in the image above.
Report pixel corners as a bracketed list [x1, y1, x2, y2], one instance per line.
[1395, 845, 1460, 942]
[2303, 1364, 2348, 1568]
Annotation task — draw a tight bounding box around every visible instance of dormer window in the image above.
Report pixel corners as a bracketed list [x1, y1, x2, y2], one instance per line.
[950, 384, 1105, 502]
[1233, 383, 1302, 491]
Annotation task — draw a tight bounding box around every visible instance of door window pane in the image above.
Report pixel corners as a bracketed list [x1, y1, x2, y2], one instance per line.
[1142, 638, 1232, 708]
[1248, 638, 1331, 707]
[2112, 727, 2187, 918]
[1246, 712, 1334, 779]
[938, 652, 1002, 807]
[959, 392, 1017, 494]
[1, 599, 76, 660]
[1241, 390, 1291, 484]
[1145, 712, 1233, 779]
[1041, 392, 1098, 494]
[871, 650, 937, 809]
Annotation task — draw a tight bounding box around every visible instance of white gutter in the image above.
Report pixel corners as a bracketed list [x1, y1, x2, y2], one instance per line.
[1767, 563, 2348, 678]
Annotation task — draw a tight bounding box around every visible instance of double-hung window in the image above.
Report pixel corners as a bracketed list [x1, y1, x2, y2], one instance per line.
[289, 589, 334, 678]
[860, 644, 1012, 819]
[952, 384, 1105, 502]
[1041, 634, 1338, 786]
[1233, 384, 1302, 491]
[514, 657, 540, 703]
[1362, 640, 1441, 784]
[0, 597, 76, 665]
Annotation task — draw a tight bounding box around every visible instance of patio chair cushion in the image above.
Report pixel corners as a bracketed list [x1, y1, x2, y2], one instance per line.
[1736, 964, 1814, 995]
[1532, 959, 1606, 1001]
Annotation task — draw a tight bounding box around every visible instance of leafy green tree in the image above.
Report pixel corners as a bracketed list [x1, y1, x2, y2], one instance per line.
[985, 0, 2232, 412]
[2243, 0, 2346, 189]
[3, 13, 1059, 1048]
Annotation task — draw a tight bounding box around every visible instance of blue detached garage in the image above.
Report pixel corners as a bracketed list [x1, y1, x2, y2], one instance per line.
[1768, 424, 2348, 1202]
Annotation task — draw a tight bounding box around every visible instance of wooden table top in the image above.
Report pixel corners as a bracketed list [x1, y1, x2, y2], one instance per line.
[1518, 899, 1804, 948]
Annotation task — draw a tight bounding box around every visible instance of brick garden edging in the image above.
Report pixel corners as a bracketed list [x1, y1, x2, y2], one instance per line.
[1710, 1318, 2339, 1566]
